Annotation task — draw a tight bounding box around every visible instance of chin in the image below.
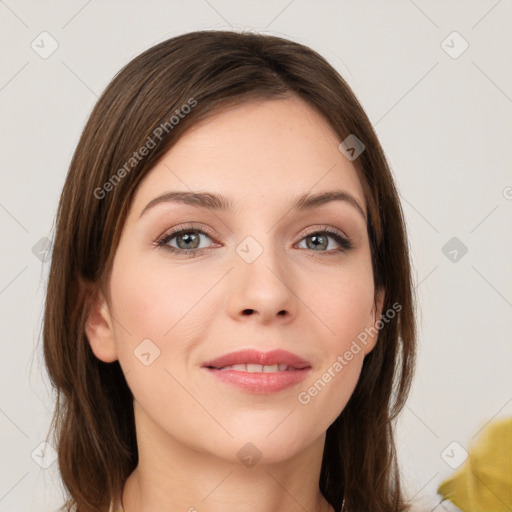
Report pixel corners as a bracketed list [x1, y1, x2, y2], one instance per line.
[218, 428, 319, 467]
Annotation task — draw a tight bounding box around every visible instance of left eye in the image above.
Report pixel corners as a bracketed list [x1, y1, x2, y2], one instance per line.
[297, 231, 350, 252]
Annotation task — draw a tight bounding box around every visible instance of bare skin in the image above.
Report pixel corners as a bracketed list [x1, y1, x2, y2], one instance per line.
[86, 95, 383, 512]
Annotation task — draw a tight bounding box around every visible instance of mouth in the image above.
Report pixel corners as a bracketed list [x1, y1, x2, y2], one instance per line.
[201, 349, 312, 393]
[209, 363, 304, 372]
[201, 348, 311, 371]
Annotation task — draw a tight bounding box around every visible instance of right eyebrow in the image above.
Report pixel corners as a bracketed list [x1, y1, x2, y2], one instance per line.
[139, 191, 233, 218]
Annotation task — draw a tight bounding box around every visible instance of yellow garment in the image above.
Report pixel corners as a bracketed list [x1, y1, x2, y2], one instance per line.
[437, 417, 512, 512]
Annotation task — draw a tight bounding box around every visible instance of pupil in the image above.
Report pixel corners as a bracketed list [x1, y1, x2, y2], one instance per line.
[310, 234, 327, 250]
[178, 232, 199, 249]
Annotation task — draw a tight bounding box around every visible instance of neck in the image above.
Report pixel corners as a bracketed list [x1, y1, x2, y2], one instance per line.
[121, 401, 334, 512]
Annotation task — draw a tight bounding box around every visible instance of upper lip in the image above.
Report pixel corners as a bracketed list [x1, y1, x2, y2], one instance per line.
[202, 349, 311, 369]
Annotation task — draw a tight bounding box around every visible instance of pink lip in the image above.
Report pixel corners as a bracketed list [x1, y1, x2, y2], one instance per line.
[201, 349, 312, 394]
[201, 349, 311, 369]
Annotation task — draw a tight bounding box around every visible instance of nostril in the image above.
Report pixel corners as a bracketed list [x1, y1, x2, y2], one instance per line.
[243, 309, 254, 315]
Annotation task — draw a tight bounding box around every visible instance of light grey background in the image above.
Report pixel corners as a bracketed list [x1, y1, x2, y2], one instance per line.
[1, 1, 511, 511]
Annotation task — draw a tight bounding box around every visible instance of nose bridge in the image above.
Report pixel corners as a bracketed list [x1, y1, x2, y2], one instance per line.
[231, 203, 284, 268]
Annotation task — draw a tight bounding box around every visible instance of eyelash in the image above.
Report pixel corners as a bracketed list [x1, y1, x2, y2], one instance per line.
[154, 223, 353, 258]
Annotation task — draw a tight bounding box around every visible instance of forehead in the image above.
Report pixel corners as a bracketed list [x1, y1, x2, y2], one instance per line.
[129, 96, 366, 218]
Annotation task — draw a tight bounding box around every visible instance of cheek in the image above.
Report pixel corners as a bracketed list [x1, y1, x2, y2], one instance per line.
[109, 252, 213, 343]
[295, 267, 375, 422]
[108, 252, 221, 404]
[298, 354, 364, 431]
[310, 264, 376, 349]
[297, 287, 371, 427]
[107, 257, 215, 436]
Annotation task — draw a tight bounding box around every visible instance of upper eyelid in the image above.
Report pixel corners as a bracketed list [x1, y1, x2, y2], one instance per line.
[158, 223, 216, 241]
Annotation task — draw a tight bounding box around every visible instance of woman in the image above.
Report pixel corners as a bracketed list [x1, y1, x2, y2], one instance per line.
[43, 29, 417, 512]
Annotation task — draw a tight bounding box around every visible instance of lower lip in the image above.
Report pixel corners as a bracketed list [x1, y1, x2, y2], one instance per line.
[204, 367, 311, 393]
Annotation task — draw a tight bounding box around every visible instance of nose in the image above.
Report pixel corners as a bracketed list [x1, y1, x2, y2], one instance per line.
[226, 236, 298, 325]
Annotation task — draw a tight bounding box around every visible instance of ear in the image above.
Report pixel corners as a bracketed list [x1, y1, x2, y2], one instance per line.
[362, 287, 386, 356]
[81, 279, 119, 363]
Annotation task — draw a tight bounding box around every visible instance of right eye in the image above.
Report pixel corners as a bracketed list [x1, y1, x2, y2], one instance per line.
[155, 226, 218, 257]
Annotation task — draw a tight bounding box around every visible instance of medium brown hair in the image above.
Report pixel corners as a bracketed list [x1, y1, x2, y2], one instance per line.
[42, 29, 417, 512]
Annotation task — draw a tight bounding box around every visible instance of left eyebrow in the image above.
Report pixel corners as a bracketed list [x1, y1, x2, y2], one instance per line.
[139, 190, 366, 222]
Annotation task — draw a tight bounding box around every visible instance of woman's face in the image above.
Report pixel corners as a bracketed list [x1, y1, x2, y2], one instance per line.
[88, 95, 383, 464]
